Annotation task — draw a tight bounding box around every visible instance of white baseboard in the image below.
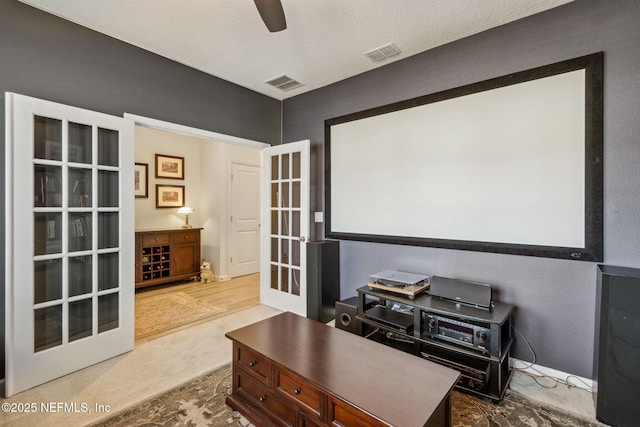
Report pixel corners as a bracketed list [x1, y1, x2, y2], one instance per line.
[510, 358, 593, 390]
[214, 274, 230, 282]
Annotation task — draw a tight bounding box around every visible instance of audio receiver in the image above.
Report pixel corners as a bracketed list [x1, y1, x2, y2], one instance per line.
[423, 312, 493, 355]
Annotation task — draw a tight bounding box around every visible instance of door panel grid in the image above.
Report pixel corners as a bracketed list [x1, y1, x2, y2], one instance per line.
[31, 117, 121, 352]
[261, 140, 309, 316]
[270, 153, 302, 296]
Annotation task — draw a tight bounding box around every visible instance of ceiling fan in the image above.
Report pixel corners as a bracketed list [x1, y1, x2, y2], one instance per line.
[254, 0, 287, 32]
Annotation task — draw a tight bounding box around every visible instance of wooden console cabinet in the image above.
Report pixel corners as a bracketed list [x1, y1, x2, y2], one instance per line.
[135, 228, 202, 288]
[226, 312, 459, 427]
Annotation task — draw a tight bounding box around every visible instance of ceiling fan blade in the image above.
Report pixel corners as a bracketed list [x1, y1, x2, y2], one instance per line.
[254, 0, 287, 32]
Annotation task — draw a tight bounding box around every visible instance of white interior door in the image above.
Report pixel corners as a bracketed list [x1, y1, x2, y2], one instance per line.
[4, 93, 135, 396]
[260, 140, 310, 316]
[229, 163, 260, 277]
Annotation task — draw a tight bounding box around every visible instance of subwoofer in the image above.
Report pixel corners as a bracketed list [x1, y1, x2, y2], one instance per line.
[335, 297, 359, 334]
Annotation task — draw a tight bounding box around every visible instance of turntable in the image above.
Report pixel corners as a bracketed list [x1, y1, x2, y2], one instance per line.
[368, 270, 430, 298]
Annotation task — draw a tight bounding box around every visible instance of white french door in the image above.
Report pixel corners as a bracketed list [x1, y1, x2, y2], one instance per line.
[4, 93, 135, 396]
[260, 140, 310, 316]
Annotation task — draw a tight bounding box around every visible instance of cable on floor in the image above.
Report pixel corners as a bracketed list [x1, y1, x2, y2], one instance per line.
[511, 325, 593, 392]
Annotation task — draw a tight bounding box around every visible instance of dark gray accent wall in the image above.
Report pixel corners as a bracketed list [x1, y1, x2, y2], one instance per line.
[1, 1, 281, 381]
[0, 1, 281, 143]
[283, 0, 640, 379]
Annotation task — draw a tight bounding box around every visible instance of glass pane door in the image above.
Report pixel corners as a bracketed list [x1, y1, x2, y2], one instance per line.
[261, 140, 309, 316]
[6, 93, 135, 397]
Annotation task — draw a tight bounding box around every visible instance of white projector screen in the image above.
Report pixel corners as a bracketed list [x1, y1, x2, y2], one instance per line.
[325, 54, 603, 261]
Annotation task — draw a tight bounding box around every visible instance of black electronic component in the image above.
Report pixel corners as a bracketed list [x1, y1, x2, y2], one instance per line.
[422, 313, 492, 355]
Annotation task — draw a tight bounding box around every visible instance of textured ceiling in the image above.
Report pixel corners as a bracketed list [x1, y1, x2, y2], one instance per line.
[20, 0, 572, 100]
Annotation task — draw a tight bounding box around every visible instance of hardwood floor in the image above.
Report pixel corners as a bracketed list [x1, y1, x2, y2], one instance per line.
[135, 273, 261, 343]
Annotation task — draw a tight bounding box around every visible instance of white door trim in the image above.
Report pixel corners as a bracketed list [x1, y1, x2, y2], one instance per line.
[123, 113, 270, 149]
[4, 94, 15, 397]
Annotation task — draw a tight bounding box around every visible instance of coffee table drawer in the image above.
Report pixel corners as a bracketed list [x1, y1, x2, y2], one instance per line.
[236, 370, 295, 426]
[330, 396, 389, 427]
[237, 345, 273, 386]
[276, 367, 324, 418]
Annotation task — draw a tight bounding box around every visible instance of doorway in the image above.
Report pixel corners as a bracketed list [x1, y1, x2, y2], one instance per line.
[127, 114, 268, 340]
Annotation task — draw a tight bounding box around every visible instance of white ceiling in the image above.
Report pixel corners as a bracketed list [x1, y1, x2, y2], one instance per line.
[20, 0, 572, 100]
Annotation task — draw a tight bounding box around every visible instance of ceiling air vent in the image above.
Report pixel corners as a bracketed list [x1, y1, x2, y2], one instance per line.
[265, 75, 304, 92]
[364, 43, 401, 62]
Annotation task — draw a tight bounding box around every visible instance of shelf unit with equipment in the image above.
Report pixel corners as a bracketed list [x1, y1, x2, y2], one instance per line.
[135, 228, 202, 288]
[355, 285, 514, 402]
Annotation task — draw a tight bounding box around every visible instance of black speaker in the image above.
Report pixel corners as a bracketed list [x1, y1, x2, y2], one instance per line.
[430, 276, 492, 308]
[307, 240, 340, 323]
[335, 297, 359, 334]
[594, 265, 640, 426]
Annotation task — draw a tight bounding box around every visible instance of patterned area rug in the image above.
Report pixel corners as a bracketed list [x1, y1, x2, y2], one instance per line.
[94, 364, 601, 427]
[135, 292, 223, 339]
[450, 388, 600, 427]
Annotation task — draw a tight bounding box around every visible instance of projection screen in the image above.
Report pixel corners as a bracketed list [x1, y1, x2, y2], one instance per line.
[325, 53, 603, 261]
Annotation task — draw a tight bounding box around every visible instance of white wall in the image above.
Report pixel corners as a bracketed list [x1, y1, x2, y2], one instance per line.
[134, 126, 204, 229]
[134, 126, 261, 279]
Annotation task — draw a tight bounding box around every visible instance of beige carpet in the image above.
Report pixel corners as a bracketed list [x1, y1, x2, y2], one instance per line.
[136, 292, 223, 339]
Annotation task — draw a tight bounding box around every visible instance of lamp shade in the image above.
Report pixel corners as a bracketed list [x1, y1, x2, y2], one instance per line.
[177, 207, 195, 214]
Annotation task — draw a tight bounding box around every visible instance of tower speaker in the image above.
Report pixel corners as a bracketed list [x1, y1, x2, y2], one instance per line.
[307, 240, 340, 323]
[594, 265, 640, 426]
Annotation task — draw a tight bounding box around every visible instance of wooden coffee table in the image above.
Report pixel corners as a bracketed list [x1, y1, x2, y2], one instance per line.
[226, 311, 459, 426]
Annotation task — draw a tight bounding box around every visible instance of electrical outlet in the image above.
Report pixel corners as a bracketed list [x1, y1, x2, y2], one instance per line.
[314, 212, 323, 223]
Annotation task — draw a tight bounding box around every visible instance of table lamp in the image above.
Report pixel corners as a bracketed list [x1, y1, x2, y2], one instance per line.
[177, 206, 195, 228]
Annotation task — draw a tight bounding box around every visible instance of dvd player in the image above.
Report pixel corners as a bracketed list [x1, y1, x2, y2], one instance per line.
[360, 306, 414, 333]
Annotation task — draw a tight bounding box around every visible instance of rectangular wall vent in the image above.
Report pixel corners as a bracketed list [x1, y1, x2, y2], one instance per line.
[265, 75, 304, 92]
[364, 43, 401, 62]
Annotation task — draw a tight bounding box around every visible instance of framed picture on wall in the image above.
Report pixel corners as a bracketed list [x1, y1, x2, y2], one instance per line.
[134, 163, 148, 198]
[155, 154, 184, 179]
[156, 184, 185, 208]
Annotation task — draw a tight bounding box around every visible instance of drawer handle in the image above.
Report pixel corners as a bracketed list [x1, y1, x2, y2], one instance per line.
[293, 388, 301, 395]
[258, 396, 266, 403]
[184, 235, 188, 239]
[249, 361, 257, 367]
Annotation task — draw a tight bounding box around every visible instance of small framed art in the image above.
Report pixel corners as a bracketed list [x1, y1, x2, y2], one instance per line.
[134, 163, 149, 198]
[156, 185, 185, 208]
[155, 154, 184, 179]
